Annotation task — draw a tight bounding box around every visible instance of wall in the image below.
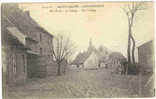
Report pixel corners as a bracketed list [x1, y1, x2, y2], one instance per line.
[38, 31, 54, 76]
[47, 60, 67, 76]
[138, 41, 154, 97]
[138, 41, 154, 72]
[84, 52, 99, 69]
[27, 29, 54, 77]
[2, 31, 27, 86]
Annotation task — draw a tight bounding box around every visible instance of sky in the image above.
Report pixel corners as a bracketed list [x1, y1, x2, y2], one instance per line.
[19, 2, 154, 60]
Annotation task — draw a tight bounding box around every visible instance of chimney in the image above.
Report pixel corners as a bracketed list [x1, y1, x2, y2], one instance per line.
[25, 11, 30, 17]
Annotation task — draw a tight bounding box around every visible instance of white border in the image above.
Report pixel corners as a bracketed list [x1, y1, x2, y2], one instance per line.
[0, 0, 155, 2]
[0, 1, 155, 99]
[0, 3, 2, 99]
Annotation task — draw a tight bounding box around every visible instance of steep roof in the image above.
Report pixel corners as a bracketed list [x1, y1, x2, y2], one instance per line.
[72, 46, 109, 65]
[137, 40, 153, 48]
[72, 52, 90, 65]
[2, 4, 53, 38]
[2, 4, 35, 35]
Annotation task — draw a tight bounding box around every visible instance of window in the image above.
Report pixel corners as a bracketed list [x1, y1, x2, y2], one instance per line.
[40, 48, 43, 55]
[40, 33, 42, 41]
[22, 55, 26, 73]
[13, 65, 16, 74]
[12, 54, 16, 74]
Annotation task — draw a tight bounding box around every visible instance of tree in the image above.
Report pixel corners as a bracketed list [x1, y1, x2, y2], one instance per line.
[123, 2, 147, 64]
[52, 33, 75, 76]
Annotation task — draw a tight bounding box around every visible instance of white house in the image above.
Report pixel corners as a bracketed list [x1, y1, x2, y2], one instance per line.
[84, 51, 99, 69]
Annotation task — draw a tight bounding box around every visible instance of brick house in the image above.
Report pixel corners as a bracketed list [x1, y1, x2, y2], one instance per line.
[2, 4, 54, 85]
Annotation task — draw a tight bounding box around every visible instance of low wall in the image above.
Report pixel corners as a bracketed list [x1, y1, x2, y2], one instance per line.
[47, 60, 67, 76]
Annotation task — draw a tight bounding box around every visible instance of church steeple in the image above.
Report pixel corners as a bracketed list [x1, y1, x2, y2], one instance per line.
[88, 38, 94, 53]
[89, 38, 92, 48]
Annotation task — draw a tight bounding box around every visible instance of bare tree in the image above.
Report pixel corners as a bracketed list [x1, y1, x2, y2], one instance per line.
[123, 2, 147, 64]
[52, 33, 75, 76]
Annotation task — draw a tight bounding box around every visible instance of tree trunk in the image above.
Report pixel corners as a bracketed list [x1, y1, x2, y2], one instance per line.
[130, 13, 135, 64]
[127, 31, 131, 64]
[130, 34, 136, 64]
[57, 62, 61, 76]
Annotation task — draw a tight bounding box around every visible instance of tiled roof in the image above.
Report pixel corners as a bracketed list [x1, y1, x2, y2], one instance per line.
[2, 4, 53, 38]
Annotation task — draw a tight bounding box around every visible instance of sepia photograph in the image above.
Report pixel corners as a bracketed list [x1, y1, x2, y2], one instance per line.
[1, 1, 155, 98]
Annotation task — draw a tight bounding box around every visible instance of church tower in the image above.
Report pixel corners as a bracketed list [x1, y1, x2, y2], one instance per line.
[87, 38, 95, 54]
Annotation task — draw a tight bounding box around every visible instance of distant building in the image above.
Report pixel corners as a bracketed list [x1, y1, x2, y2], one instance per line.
[138, 40, 154, 97]
[138, 40, 154, 73]
[108, 52, 126, 68]
[2, 4, 54, 86]
[84, 51, 99, 69]
[72, 39, 109, 69]
[72, 52, 89, 68]
[106, 52, 127, 74]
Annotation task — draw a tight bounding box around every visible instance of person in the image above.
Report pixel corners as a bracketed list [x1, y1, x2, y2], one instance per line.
[121, 61, 128, 75]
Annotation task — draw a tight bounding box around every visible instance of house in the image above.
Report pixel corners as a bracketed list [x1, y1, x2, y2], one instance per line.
[27, 26, 54, 78]
[2, 25, 28, 86]
[107, 52, 126, 73]
[138, 40, 154, 73]
[97, 46, 109, 68]
[138, 41, 154, 97]
[72, 52, 89, 68]
[72, 39, 95, 68]
[2, 4, 54, 85]
[84, 51, 99, 69]
[72, 40, 109, 69]
[73, 51, 100, 69]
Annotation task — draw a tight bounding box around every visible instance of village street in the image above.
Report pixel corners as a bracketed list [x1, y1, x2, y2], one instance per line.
[2, 3, 154, 99]
[7, 67, 141, 99]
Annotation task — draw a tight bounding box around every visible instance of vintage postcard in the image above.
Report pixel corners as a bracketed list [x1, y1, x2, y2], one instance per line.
[1, 1, 155, 98]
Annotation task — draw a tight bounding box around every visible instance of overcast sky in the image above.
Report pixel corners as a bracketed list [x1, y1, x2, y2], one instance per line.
[20, 2, 154, 60]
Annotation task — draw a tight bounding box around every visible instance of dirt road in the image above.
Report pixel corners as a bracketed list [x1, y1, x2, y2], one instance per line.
[7, 68, 140, 99]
